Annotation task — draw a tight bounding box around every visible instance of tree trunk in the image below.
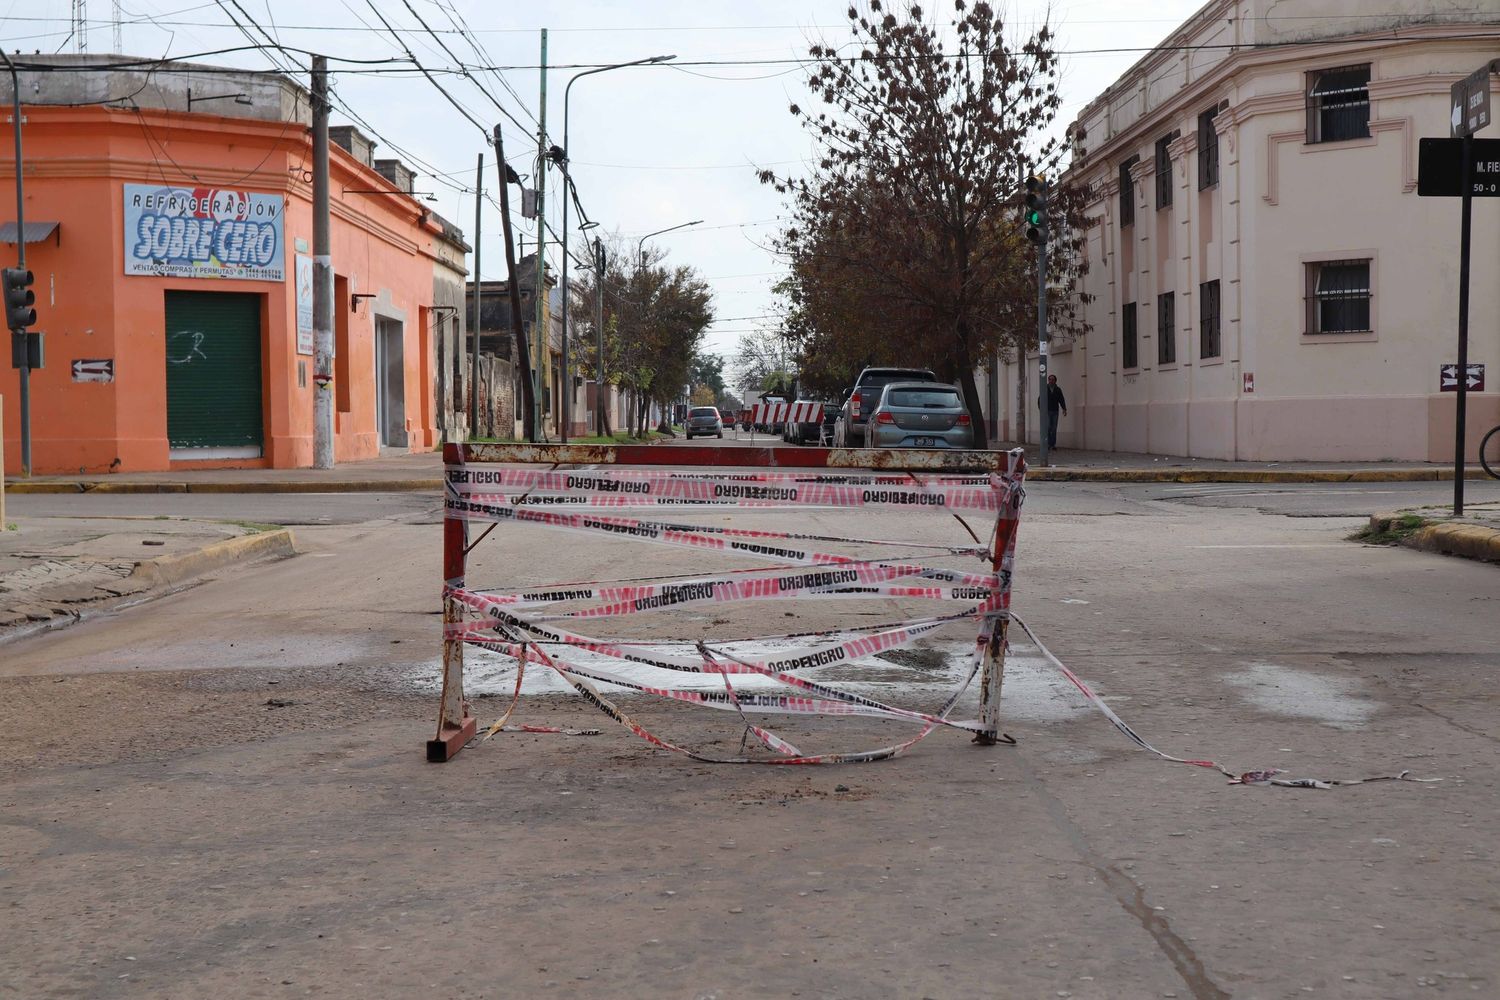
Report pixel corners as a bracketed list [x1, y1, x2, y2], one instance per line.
[958, 366, 988, 450]
[599, 384, 613, 438]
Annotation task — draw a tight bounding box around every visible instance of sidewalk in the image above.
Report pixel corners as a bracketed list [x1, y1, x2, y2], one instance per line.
[3, 443, 1493, 493]
[0, 515, 295, 637]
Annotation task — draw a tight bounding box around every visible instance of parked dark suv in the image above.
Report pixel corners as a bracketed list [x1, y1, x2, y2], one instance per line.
[836, 367, 938, 446]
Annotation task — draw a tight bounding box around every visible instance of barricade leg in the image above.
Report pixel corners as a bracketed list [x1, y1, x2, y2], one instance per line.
[974, 618, 1007, 744]
[429, 498, 476, 762]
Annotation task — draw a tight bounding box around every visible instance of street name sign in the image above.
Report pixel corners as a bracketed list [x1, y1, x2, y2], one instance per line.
[1440, 363, 1485, 393]
[1418, 137, 1500, 197]
[1452, 64, 1493, 138]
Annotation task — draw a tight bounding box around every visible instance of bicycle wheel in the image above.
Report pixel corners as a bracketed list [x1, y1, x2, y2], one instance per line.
[1482, 424, 1500, 480]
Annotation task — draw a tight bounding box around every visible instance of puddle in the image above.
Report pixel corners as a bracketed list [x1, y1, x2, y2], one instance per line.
[412, 635, 1097, 724]
[1224, 662, 1380, 730]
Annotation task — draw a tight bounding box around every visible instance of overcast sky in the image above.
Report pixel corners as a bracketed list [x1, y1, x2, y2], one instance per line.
[6, 0, 1206, 365]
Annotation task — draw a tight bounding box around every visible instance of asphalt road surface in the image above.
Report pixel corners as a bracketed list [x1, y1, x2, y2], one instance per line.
[2, 445, 1498, 998]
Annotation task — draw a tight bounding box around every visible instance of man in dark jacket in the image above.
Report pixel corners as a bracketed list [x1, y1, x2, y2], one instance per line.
[1045, 374, 1067, 450]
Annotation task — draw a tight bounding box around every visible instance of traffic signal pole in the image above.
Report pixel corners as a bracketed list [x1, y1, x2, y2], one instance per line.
[3, 51, 31, 476]
[1036, 227, 1049, 468]
[1025, 176, 1050, 467]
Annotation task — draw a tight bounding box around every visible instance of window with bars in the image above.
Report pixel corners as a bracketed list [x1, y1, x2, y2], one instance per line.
[1155, 132, 1179, 209]
[1157, 292, 1176, 365]
[1119, 156, 1138, 227]
[1198, 106, 1221, 189]
[1199, 280, 1221, 359]
[1305, 259, 1372, 334]
[1122, 302, 1139, 370]
[1307, 65, 1371, 143]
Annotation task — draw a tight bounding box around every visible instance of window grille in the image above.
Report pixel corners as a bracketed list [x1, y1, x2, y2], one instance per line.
[1199, 280, 1221, 359]
[1198, 107, 1220, 189]
[1305, 259, 1372, 334]
[1119, 156, 1138, 227]
[1307, 65, 1371, 143]
[1122, 302, 1139, 370]
[1156, 132, 1179, 209]
[1157, 292, 1176, 365]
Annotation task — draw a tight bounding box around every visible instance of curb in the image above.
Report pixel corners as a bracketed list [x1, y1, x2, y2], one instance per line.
[1366, 512, 1500, 565]
[128, 528, 298, 588]
[1026, 467, 1490, 483]
[4, 479, 442, 495]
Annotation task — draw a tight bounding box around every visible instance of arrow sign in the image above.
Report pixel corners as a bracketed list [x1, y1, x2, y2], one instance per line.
[71, 358, 114, 383]
[1440, 363, 1485, 392]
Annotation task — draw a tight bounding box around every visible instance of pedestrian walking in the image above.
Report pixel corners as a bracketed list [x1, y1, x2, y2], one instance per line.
[1045, 374, 1067, 450]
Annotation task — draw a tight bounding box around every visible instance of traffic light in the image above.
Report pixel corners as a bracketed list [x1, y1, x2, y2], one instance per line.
[1024, 175, 1048, 245]
[3, 267, 36, 330]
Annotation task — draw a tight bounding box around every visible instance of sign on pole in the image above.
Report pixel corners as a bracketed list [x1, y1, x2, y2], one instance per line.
[1418, 137, 1500, 197]
[1452, 64, 1493, 138]
[1440, 363, 1485, 393]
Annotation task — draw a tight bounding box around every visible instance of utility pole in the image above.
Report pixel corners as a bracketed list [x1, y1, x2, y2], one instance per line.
[311, 56, 334, 469]
[595, 236, 607, 436]
[532, 28, 548, 439]
[470, 152, 483, 437]
[1454, 131, 1473, 516]
[494, 126, 536, 442]
[3, 52, 34, 476]
[1025, 175, 1050, 467]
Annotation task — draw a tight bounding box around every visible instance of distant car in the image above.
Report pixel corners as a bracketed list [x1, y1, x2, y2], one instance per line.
[864, 382, 973, 450]
[739, 408, 753, 431]
[684, 406, 723, 439]
[836, 367, 938, 447]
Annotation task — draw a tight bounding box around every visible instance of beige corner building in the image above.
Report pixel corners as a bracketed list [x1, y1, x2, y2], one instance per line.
[999, 0, 1500, 461]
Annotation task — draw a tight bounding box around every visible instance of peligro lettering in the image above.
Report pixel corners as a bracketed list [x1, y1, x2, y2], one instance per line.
[766, 647, 847, 671]
[712, 484, 799, 500]
[631, 581, 725, 611]
[777, 569, 859, 592]
[729, 540, 806, 560]
[860, 489, 946, 506]
[581, 517, 661, 539]
[566, 475, 652, 494]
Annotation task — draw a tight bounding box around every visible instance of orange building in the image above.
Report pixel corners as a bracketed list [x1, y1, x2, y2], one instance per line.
[1, 55, 470, 475]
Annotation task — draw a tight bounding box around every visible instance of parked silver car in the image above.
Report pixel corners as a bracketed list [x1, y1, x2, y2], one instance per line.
[684, 406, 724, 439]
[864, 382, 973, 449]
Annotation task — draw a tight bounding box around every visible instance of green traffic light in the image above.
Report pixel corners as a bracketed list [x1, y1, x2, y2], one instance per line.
[1026, 210, 1042, 226]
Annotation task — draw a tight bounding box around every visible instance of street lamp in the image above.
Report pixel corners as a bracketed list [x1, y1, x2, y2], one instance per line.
[637, 219, 704, 268]
[557, 53, 674, 443]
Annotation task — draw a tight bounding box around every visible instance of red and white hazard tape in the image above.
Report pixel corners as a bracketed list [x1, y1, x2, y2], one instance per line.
[446, 466, 1015, 512]
[1008, 614, 1439, 789]
[445, 451, 1027, 764]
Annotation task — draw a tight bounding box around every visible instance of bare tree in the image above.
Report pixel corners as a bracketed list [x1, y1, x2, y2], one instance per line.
[761, 0, 1091, 447]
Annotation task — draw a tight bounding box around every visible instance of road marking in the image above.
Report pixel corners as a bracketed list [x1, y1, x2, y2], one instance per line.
[1190, 544, 1349, 549]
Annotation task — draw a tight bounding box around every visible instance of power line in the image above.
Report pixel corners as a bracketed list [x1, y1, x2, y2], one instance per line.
[394, 0, 532, 139]
[362, 0, 492, 140]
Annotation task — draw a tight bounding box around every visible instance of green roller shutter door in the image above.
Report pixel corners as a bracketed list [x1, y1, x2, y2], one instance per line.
[164, 291, 263, 453]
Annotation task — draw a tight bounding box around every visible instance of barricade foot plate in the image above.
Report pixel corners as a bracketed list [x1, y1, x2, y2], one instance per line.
[427, 714, 477, 762]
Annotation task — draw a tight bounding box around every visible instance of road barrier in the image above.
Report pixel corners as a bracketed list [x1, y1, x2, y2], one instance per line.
[432, 442, 1026, 763]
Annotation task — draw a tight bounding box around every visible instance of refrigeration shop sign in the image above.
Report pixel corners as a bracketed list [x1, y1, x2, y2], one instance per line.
[123, 184, 285, 281]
